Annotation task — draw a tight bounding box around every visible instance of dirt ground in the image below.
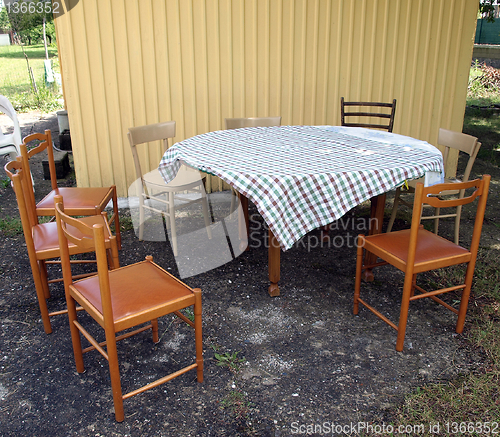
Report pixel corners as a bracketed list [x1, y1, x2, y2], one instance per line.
[0, 112, 499, 436]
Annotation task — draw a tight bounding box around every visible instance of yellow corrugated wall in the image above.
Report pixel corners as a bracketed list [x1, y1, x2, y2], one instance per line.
[54, 0, 478, 196]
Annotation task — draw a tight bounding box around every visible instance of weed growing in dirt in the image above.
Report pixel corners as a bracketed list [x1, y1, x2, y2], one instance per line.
[213, 350, 246, 372]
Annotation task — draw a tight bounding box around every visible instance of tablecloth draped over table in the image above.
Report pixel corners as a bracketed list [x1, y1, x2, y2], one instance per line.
[158, 125, 444, 250]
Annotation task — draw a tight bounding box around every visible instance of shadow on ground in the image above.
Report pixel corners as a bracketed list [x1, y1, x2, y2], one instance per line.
[0, 112, 498, 436]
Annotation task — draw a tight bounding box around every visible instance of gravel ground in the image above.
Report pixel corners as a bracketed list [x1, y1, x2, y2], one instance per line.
[0, 112, 498, 436]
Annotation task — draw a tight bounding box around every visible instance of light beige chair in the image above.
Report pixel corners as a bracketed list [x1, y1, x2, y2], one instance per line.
[128, 121, 212, 256]
[341, 98, 396, 132]
[55, 195, 203, 422]
[387, 128, 482, 244]
[355, 176, 490, 351]
[224, 117, 282, 233]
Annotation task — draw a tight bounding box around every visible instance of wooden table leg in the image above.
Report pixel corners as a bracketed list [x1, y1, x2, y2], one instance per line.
[238, 193, 249, 251]
[362, 193, 386, 282]
[268, 229, 281, 296]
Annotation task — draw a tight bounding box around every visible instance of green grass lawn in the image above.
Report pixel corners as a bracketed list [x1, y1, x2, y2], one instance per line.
[0, 43, 63, 112]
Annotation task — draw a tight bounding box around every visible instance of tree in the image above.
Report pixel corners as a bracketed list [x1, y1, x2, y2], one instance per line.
[5, 0, 55, 45]
[480, 0, 497, 22]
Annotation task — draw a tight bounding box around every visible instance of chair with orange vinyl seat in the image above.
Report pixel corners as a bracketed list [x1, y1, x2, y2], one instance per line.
[354, 175, 490, 351]
[4, 158, 119, 334]
[21, 130, 122, 248]
[54, 195, 203, 422]
[387, 128, 482, 244]
[55, 197, 203, 422]
[128, 121, 212, 256]
[340, 97, 396, 132]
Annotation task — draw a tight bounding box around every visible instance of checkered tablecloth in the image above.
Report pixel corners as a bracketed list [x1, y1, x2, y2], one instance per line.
[158, 125, 444, 250]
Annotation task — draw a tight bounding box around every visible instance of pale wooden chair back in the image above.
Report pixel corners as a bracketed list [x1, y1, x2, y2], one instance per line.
[225, 116, 282, 129]
[438, 128, 481, 186]
[341, 97, 396, 132]
[128, 121, 176, 183]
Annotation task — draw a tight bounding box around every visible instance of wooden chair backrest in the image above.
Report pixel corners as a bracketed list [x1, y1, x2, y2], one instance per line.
[4, 157, 40, 260]
[55, 196, 113, 315]
[225, 117, 282, 129]
[21, 130, 57, 191]
[438, 128, 481, 182]
[411, 175, 490, 257]
[341, 97, 397, 132]
[128, 121, 176, 182]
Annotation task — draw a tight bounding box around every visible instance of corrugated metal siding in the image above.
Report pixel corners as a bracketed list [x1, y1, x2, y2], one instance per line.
[55, 0, 478, 196]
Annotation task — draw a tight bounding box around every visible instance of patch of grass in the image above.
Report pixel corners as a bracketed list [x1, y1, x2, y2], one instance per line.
[464, 65, 500, 166]
[0, 44, 63, 113]
[391, 247, 500, 431]
[0, 217, 23, 236]
[220, 390, 253, 421]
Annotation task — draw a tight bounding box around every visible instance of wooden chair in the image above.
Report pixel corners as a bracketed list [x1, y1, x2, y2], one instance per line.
[340, 97, 396, 132]
[21, 130, 121, 248]
[354, 175, 490, 351]
[387, 128, 482, 244]
[225, 117, 282, 236]
[128, 121, 212, 256]
[4, 158, 119, 334]
[54, 195, 203, 422]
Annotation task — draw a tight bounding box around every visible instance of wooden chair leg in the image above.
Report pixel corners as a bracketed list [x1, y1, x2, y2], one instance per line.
[105, 331, 124, 422]
[151, 318, 159, 343]
[38, 260, 51, 299]
[138, 193, 145, 241]
[395, 272, 415, 351]
[387, 187, 402, 233]
[201, 189, 212, 239]
[111, 188, 121, 249]
[353, 236, 364, 315]
[454, 204, 463, 245]
[193, 289, 204, 383]
[168, 193, 178, 256]
[67, 297, 85, 373]
[433, 207, 441, 235]
[32, 260, 52, 334]
[456, 262, 475, 333]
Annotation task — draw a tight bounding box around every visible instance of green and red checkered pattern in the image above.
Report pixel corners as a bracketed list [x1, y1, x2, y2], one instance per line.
[159, 126, 443, 250]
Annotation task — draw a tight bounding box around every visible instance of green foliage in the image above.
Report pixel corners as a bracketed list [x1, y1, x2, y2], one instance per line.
[213, 350, 246, 372]
[4, 1, 56, 45]
[480, 0, 497, 23]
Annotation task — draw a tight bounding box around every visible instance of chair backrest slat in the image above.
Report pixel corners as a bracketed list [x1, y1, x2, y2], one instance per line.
[21, 130, 58, 191]
[341, 97, 397, 132]
[411, 176, 491, 253]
